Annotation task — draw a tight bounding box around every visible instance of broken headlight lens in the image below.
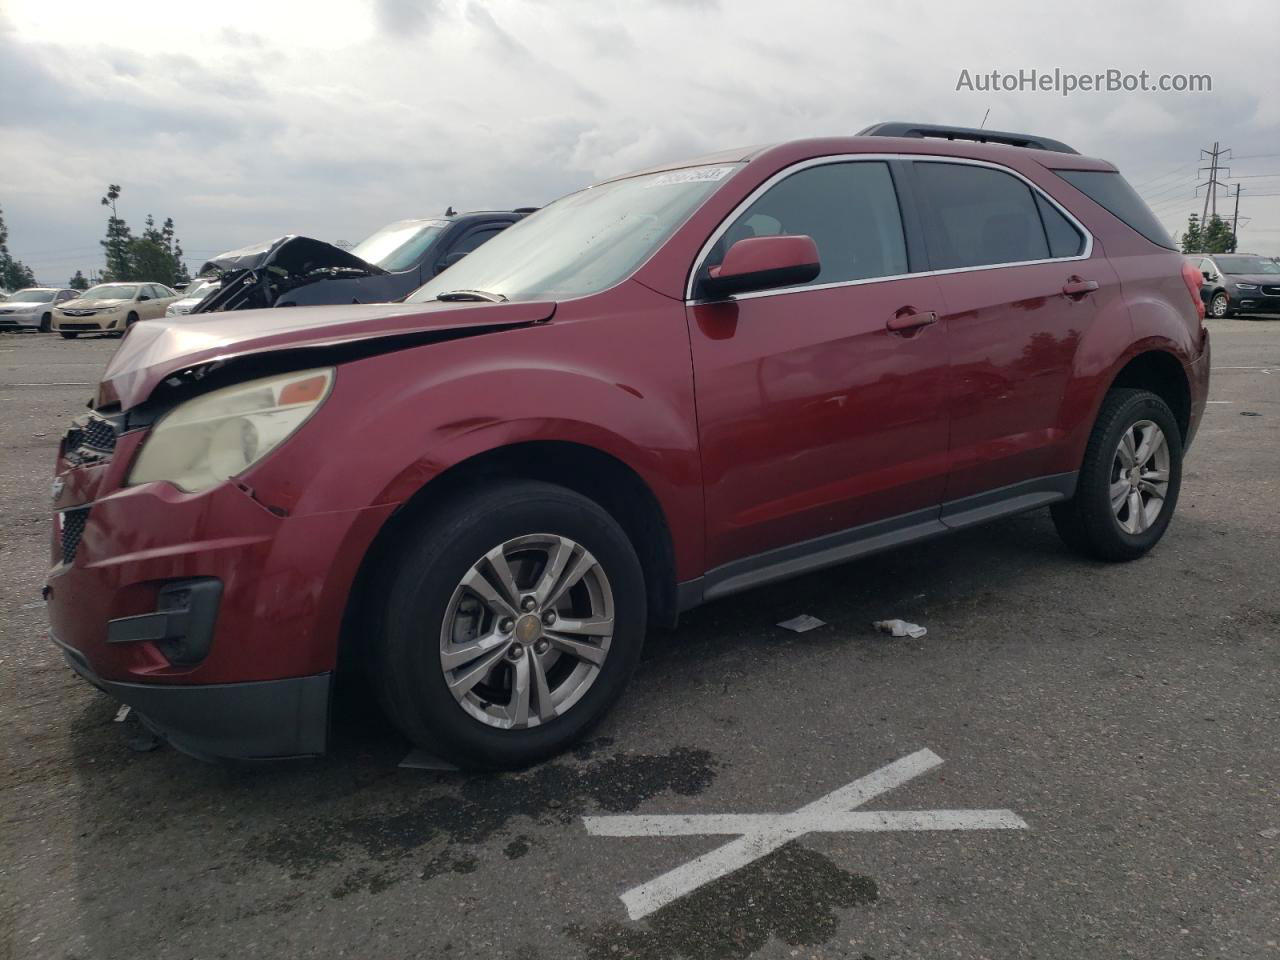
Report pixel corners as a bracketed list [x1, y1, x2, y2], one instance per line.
[127, 368, 334, 493]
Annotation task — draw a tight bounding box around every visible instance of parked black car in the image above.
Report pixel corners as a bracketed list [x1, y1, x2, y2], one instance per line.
[1190, 253, 1280, 317]
[193, 209, 534, 313]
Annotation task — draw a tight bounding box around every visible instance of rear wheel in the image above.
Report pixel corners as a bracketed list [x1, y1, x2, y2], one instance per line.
[59, 331, 78, 340]
[1051, 388, 1183, 561]
[372, 480, 646, 769]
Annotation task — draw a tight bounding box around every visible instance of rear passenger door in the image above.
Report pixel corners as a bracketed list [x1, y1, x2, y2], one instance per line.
[909, 159, 1121, 508]
[688, 160, 950, 571]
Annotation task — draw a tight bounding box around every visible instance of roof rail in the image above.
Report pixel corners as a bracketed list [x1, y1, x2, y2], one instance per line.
[857, 121, 1079, 155]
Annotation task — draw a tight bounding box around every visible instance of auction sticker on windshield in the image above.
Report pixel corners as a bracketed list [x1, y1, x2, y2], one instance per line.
[646, 166, 736, 187]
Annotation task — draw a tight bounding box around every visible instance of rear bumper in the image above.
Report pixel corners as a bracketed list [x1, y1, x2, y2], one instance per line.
[1184, 332, 1211, 451]
[56, 633, 331, 759]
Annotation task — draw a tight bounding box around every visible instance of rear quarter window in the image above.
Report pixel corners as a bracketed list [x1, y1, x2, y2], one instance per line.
[1054, 169, 1175, 250]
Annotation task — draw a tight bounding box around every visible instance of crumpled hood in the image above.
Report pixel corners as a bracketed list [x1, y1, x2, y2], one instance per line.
[201, 235, 386, 277]
[99, 299, 555, 410]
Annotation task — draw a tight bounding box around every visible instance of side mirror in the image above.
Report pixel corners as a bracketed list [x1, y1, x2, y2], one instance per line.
[1201, 271, 1212, 281]
[702, 235, 821, 300]
[434, 250, 470, 276]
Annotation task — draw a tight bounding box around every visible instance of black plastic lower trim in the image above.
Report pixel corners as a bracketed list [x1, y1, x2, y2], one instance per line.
[55, 637, 330, 760]
[678, 472, 1077, 610]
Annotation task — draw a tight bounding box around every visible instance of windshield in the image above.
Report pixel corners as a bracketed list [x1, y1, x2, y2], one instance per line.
[352, 220, 448, 272]
[5, 289, 55, 303]
[82, 284, 138, 300]
[1215, 256, 1280, 275]
[407, 164, 742, 304]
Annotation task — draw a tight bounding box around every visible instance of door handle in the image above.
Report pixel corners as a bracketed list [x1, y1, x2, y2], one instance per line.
[1062, 277, 1099, 298]
[886, 308, 938, 333]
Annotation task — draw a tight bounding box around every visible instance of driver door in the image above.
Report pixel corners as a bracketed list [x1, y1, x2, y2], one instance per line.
[688, 160, 950, 574]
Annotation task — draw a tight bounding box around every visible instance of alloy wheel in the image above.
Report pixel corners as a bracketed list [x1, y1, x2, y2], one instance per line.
[1210, 293, 1229, 318]
[439, 533, 615, 730]
[1110, 419, 1170, 534]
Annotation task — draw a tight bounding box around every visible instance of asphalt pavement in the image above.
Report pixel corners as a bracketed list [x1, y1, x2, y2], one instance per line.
[1, 322, 1277, 960]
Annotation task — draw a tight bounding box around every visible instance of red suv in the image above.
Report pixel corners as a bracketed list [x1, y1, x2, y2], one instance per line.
[47, 123, 1210, 768]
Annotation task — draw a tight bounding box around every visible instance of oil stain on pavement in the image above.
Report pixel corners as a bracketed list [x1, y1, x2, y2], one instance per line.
[255, 740, 718, 896]
[568, 842, 878, 960]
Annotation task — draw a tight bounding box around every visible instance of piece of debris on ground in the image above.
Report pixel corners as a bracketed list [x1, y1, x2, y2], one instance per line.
[873, 619, 928, 639]
[777, 614, 827, 633]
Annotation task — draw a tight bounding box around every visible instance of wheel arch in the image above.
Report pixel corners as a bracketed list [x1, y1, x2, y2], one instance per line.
[1107, 348, 1192, 442]
[339, 439, 681, 672]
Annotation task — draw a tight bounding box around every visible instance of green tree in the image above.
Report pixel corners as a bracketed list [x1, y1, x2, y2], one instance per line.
[1202, 214, 1236, 254]
[125, 213, 188, 286]
[0, 205, 38, 290]
[68, 270, 89, 290]
[1179, 213, 1203, 253]
[100, 184, 133, 281]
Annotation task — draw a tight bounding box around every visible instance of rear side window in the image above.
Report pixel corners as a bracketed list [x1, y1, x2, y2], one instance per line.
[913, 162, 1051, 269]
[1054, 169, 1175, 250]
[1034, 194, 1086, 258]
[702, 161, 908, 290]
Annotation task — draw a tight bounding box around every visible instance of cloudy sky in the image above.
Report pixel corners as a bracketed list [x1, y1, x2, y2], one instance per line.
[2, 0, 1278, 284]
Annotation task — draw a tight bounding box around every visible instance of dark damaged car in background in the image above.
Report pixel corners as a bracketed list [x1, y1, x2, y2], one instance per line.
[193, 208, 533, 312]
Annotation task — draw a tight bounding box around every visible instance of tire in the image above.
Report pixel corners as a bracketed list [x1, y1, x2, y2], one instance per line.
[1209, 291, 1231, 319]
[1051, 388, 1183, 562]
[372, 480, 646, 770]
[125, 312, 139, 329]
[59, 331, 78, 340]
[39, 313, 51, 333]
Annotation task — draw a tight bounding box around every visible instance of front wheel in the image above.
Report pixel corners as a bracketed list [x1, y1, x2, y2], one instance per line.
[39, 313, 51, 333]
[1051, 388, 1183, 561]
[1209, 291, 1231, 318]
[373, 480, 646, 769]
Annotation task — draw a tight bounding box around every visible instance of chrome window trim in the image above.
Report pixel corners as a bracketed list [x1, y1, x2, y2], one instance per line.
[684, 153, 1095, 304]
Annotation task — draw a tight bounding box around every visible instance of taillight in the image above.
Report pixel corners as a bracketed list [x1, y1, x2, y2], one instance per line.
[1181, 261, 1206, 322]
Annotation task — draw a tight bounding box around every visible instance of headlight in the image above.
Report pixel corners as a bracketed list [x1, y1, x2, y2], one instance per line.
[1235, 283, 1258, 290]
[127, 368, 334, 493]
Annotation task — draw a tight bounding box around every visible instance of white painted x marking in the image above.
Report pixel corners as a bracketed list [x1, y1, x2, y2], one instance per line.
[583, 748, 1027, 920]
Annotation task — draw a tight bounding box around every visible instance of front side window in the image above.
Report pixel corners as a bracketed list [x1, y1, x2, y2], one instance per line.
[914, 162, 1052, 270]
[407, 164, 740, 304]
[699, 161, 908, 294]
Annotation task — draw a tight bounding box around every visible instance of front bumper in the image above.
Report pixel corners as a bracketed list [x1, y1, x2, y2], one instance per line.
[52, 312, 122, 331]
[56, 634, 331, 759]
[0, 310, 41, 328]
[46, 420, 397, 759]
[1230, 290, 1280, 314]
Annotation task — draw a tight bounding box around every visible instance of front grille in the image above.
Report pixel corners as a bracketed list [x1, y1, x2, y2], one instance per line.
[60, 507, 89, 565]
[1263, 285, 1280, 297]
[58, 322, 101, 330]
[60, 309, 97, 317]
[64, 413, 119, 464]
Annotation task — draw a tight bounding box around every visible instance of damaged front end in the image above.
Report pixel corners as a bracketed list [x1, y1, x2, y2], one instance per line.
[192, 236, 387, 314]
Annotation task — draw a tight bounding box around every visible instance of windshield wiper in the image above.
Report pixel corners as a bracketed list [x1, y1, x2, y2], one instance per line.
[435, 289, 508, 303]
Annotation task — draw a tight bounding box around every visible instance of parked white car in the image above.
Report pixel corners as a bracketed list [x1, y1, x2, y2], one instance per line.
[164, 279, 220, 317]
[0, 288, 81, 332]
